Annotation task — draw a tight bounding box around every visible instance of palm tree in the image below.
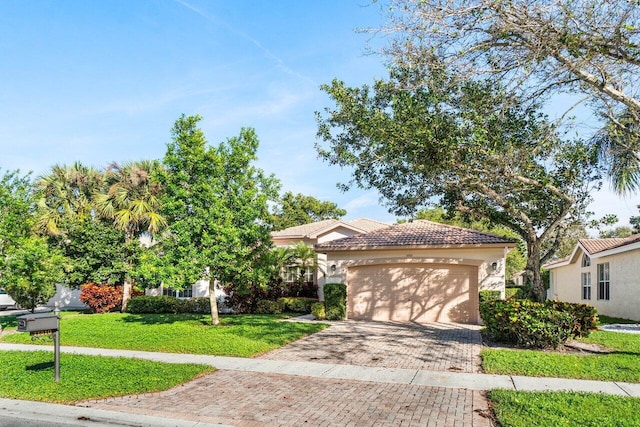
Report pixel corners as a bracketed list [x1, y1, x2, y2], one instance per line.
[593, 110, 640, 194]
[35, 162, 102, 236]
[94, 160, 166, 310]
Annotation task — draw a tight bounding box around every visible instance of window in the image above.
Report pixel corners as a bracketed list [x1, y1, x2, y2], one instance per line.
[283, 266, 314, 284]
[581, 253, 591, 267]
[597, 263, 610, 301]
[163, 286, 193, 298]
[581, 272, 591, 300]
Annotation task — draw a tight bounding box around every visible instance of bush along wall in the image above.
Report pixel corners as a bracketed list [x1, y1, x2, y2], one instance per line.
[126, 296, 212, 314]
[277, 297, 318, 313]
[479, 298, 598, 349]
[324, 282, 347, 320]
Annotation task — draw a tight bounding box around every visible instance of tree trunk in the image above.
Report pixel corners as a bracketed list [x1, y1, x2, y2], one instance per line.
[526, 240, 546, 302]
[208, 279, 220, 326]
[121, 281, 132, 312]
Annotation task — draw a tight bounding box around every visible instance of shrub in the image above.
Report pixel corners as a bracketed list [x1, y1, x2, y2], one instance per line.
[479, 290, 502, 305]
[126, 296, 213, 314]
[311, 302, 326, 320]
[277, 297, 318, 313]
[480, 299, 584, 349]
[545, 300, 598, 338]
[504, 287, 524, 299]
[79, 283, 123, 313]
[324, 283, 347, 321]
[255, 299, 283, 314]
[223, 280, 289, 314]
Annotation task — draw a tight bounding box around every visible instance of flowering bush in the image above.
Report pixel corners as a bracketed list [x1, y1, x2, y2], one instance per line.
[79, 283, 123, 313]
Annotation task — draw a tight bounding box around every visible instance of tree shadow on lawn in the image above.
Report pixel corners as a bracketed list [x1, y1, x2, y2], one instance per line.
[26, 361, 54, 371]
[120, 313, 210, 326]
[0, 315, 18, 330]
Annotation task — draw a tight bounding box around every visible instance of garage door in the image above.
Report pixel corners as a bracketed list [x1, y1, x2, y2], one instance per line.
[347, 263, 478, 323]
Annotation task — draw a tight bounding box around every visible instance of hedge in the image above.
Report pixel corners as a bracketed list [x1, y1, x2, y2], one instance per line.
[479, 299, 598, 349]
[277, 297, 318, 313]
[126, 296, 212, 314]
[256, 299, 283, 314]
[311, 302, 326, 320]
[324, 283, 346, 320]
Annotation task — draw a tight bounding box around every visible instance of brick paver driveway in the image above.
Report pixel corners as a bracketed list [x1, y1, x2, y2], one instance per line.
[261, 320, 483, 373]
[82, 321, 491, 426]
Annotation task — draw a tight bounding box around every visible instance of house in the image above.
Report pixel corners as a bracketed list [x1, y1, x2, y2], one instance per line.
[271, 218, 389, 299]
[546, 234, 640, 321]
[314, 220, 516, 324]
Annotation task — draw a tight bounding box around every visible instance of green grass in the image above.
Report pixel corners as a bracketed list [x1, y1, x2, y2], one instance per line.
[482, 330, 640, 382]
[0, 350, 213, 403]
[490, 390, 640, 427]
[598, 315, 638, 325]
[1, 312, 328, 357]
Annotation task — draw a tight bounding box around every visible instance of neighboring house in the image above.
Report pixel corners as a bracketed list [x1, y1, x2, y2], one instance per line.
[314, 220, 516, 324]
[271, 218, 389, 299]
[546, 234, 640, 321]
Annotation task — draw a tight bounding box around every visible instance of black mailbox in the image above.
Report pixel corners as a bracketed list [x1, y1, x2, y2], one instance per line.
[17, 313, 59, 333]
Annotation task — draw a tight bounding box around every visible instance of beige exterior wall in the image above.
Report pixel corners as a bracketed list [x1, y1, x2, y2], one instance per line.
[550, 247, 640, 321]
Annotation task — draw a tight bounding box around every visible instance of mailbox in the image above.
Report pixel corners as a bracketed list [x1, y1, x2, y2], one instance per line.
[17, 312, 59, 333]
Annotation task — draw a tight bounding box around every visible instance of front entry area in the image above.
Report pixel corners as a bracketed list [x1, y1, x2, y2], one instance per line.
[347, 263, 479, 323]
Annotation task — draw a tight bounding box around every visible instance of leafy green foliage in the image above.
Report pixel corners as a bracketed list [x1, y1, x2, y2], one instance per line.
[311, 302, 326, 320]
[0, 170, 33, 263]
[480, 299, 597, 349]
[478, 290, 501, 305]
[1, 312, 328, 357]
[490, 390, 640, 427]
[158, 115, 279, 324]
[0, 236, 65, 311]
[277, 297, 318, 313]
[324, 283, 347, 320]
[0, 351, 212, 403]
[269, 191, 346, 230]
[504, 287, 524, 299]
[256, 299, 283, 314]
[126, 296, 211, 314]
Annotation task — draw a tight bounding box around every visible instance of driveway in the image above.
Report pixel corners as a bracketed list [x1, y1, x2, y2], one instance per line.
[261, 320, 483, 373]
[82, 320, 491, 426]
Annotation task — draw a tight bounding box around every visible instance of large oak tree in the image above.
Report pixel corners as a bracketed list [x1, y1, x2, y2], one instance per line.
[317, 66, 602, 301]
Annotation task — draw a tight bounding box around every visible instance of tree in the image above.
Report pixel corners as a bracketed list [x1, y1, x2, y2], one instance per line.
[269, 192, 347, 230]
[0, 170, 33, 266]
[158, 115, 279, 325]
[600, 226, 633, 238]
[317, 67, 602, 301]
[0, 236, 65, 312]
[34, 162, 102, 236]
[373, 0, 640, 191]
[94, 160, 166, 310]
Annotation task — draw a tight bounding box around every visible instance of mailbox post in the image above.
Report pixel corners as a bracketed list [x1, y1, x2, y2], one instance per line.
[17, 305, 61, 382]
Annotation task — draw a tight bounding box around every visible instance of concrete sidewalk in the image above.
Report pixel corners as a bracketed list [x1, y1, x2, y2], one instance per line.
[2, 343, 639, 397]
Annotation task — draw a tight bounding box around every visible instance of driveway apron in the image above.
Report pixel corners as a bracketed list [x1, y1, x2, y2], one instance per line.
[80, 321, 491, 427]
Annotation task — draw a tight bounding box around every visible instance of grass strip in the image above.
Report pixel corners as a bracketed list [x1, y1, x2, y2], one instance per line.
[1, 312, 328, 357]
[490, 390, 640, 427]
[0, 350, 213, 403]
[482, 330, 640, 383]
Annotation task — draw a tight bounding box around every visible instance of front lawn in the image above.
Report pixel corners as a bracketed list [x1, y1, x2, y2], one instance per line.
[490, 390, 640, 427]
[482, 329, 640, 382]
[0, 312, 328, 357]
[0, 350, 213, 403]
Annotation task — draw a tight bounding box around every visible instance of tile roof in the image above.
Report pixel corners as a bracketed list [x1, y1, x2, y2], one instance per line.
[580, 233, 640, 255]
[270, 218, 389, 239]
[314, 220, 517, 251]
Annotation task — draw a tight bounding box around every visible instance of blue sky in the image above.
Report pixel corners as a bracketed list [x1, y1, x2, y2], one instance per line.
[0, 0, 637, 228]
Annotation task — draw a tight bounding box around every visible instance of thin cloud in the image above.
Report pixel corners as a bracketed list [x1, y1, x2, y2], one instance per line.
[173, 0, 317, 86]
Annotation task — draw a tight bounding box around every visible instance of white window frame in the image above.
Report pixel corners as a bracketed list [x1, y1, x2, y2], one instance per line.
[597, 263, 610, 301]
[581, 272, 591, 300]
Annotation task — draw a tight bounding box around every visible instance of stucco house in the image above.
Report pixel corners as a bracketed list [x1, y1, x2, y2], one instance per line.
[271, 218, 389, 299]
[315, 220, 516, 324]
[546, 234, 640, 321]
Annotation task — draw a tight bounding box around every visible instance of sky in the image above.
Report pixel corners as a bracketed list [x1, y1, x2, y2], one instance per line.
[0, 0, 637, 229]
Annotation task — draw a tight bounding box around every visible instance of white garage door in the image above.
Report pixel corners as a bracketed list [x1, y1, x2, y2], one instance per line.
[347, 263, 478, 323]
